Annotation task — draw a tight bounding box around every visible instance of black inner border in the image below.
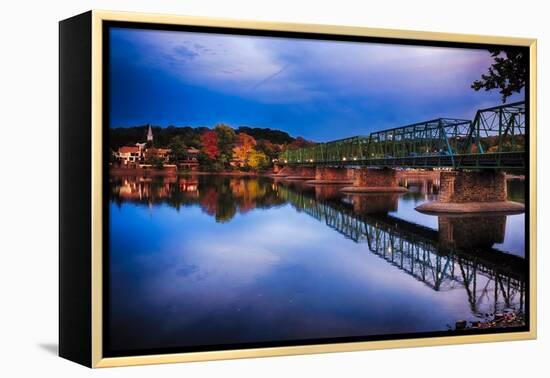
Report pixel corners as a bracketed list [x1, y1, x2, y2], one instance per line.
[102, 20, 531, 358]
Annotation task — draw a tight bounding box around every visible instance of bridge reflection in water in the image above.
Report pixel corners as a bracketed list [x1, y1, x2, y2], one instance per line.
[277, 181, 525, 318]
[110, 174, 526, 321]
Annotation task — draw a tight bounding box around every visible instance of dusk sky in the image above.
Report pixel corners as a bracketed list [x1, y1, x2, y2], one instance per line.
[109, 27, 523, 142]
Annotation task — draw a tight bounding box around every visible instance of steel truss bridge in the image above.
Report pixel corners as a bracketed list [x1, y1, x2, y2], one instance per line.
[279, 101, 526, 170]
[277, 185, 526, 315]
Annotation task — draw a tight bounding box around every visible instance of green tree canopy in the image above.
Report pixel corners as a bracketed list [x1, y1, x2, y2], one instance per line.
[167, 136, 188, 162]
[214, 124, 237, 167]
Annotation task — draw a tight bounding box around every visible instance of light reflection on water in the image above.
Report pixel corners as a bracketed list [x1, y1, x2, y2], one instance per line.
[108, 174, 526, 353]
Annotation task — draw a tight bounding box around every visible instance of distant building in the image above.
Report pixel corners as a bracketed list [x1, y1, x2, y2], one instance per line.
[147, 124, 154, 143]
[113, 129, 201, 169]
[187, 147, 200, 156]
[230, 146, 245, 168]
[144, 147, 171, 163]
[115, 144, 144, 165]
[176, 147, 200, 171]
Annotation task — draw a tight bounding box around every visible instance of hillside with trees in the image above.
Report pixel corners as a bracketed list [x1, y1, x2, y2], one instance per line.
[110, 124, 315, 172]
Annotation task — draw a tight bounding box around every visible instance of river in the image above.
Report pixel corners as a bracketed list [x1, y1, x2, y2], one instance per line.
[106, 173, 526, 355]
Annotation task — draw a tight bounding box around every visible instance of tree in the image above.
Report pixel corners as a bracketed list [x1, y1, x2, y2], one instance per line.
[167, 136, 188, 163]
[146, 155, 164, 169]
[200, 130, 219, 160]
[256, 139, 280, 162]
[472, 48, 527, 103]
[288, 136, 315, 150]
[248, 150, 270, 171]
[214, 124, 236, 167]
[233, 133, 257, 166]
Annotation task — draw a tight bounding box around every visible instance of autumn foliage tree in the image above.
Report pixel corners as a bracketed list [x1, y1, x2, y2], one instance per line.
[233, 133, 257, 166]
[200, 130, 219, 160]
[248, 149, 269, 170]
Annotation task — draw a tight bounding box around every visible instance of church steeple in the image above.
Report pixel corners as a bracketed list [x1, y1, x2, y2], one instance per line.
[147, 124, 154, 143]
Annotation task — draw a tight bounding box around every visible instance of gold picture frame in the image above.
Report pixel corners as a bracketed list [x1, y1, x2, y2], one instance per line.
[59, 9, 537, 368]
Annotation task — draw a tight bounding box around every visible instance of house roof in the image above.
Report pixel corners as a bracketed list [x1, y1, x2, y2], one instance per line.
[119, 146, 140, 153]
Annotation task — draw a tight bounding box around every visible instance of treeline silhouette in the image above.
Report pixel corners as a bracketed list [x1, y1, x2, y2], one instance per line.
[109, 125, 297, 150]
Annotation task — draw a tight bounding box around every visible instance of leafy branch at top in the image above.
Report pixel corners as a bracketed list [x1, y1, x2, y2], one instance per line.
[471, 48, 527, 103]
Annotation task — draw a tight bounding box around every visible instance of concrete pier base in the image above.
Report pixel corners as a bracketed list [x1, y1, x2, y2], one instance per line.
[306, 167, 354, 185]
[340, 168, 408, 193]
[416, 171, 524, 214]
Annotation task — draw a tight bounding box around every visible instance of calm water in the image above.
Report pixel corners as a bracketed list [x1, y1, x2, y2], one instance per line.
[108, 174, 526, 353]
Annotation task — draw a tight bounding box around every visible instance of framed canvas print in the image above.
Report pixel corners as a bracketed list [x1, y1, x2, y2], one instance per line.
[59, 10, 537, 368]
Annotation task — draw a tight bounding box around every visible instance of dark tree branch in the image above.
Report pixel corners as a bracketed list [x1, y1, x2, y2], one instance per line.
[472, 49, 527, 103]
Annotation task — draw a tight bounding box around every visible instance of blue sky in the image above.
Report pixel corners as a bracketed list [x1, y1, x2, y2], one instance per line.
[109, 27, 523, 142]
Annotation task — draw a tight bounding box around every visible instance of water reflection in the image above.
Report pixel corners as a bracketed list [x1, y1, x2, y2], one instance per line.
[108, 174, 526, 352]
[110, 175, 285, 221]
[276, 183, 524, 316]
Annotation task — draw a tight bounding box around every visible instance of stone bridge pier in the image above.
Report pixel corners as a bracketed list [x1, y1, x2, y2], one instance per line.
[340, 168, 408, 193]
[282, 166, 316, 180]
[307, 167, 354, 184]
[416, 170, 524, 214]
[272, 164, 283, 174]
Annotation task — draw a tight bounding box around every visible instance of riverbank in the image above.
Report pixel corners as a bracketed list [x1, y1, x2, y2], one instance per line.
[453, 311, 525, 331]
[110, 167, 267, 177]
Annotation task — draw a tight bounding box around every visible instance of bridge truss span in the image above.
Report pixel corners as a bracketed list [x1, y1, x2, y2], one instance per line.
[279, 101, 526, 170]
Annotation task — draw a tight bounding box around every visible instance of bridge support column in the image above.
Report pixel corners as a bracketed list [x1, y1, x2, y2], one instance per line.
[307, 167, 354, 184]
[283, 166, 316, 180]
[270, 164, 290, 177]
[340, 168, 408, 193]
[416, 171, 524, 214]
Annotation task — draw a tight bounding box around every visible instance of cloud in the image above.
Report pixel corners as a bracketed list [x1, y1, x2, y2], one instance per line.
[109, 27, 522, 139]
[172, 45, 198, 60]
[112, 28, 495, 106]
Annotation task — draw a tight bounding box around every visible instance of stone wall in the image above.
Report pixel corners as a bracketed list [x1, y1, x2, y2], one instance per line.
[315, 167, 352, 181]
[353, 168, 399, 187]
[439, 171, 507, 203]
[296, 167, 316, 177]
